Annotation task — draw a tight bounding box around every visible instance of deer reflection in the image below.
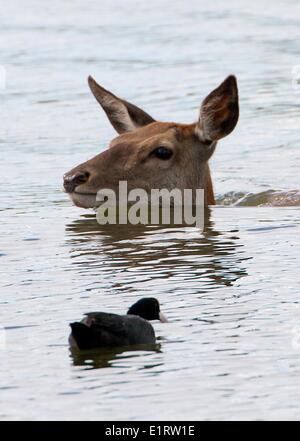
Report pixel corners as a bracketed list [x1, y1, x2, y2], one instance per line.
[65, 208, 247, 290]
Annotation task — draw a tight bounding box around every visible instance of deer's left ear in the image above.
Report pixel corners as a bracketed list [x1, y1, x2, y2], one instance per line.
[196, 75, 239, 143]
[88, 76, 155, 134]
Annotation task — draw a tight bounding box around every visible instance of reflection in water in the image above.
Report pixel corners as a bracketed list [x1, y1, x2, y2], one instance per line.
[70, 344, 161, 370]
[65, 209, 248, 291]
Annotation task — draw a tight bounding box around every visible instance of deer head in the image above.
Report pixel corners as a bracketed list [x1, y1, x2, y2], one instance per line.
[64, 75, 239, 208]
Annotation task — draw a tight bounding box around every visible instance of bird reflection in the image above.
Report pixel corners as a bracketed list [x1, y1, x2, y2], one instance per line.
[70, 343, 161, 370]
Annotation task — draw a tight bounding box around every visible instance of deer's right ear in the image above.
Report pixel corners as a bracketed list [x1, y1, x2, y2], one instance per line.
[196, 75, 239, 143]
[88, 76, 155, 134]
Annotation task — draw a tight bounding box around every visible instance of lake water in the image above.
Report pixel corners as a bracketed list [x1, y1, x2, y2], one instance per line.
[1, 0, 300, 420]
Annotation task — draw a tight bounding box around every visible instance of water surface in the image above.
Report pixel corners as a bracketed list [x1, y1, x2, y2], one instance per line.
[0, 0, 300, 420]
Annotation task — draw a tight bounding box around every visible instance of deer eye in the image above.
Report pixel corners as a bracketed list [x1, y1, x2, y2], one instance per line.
[152, 147, 173, 160]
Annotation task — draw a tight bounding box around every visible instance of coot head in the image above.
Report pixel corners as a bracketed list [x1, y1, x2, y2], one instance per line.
[127, 297, 167, 322]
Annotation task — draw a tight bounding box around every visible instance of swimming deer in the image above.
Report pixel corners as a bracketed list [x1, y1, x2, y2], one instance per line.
[64, 75, 239, 208]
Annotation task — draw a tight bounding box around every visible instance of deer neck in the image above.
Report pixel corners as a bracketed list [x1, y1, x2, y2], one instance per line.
[204, 164, 215, 206]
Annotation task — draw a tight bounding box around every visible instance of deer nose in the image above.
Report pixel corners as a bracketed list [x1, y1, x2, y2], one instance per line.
[63, 171, 90, 193]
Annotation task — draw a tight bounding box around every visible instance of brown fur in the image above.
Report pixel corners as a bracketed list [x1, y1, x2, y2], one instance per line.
[64, 75, 239, 208]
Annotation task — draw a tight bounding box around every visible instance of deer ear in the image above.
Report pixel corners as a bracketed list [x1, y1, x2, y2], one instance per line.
[88, 76, 155, 134]
[196, 75, 239, 143]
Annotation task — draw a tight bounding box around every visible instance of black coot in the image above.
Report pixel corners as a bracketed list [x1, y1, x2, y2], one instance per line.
[69, 297, 167, 350]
